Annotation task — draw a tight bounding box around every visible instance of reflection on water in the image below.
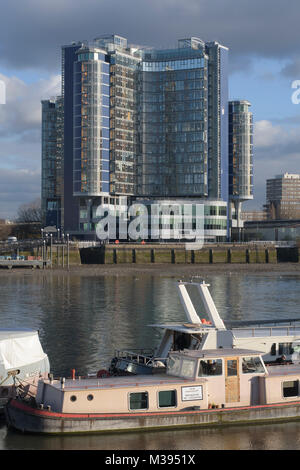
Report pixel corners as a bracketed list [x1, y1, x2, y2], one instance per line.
[0, 270, 300, 449]
[2, 418, 300, 450]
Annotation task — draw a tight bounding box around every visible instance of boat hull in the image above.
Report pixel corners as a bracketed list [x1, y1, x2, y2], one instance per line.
[5, 398, 300, 435]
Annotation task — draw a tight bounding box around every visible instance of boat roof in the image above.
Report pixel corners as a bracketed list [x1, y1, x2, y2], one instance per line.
[172, 348, 264, 358]
[148, 323, 214, 333]
[0, 328, 38, 340]
[49, 374, 198, 391]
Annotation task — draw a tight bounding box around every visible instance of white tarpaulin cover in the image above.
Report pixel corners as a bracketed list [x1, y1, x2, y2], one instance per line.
[0, 329, 47, 371]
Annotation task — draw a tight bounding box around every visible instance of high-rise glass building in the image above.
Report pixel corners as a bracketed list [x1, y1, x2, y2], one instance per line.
[228, 100, 253, 237]
[43, 35, 232, 241]
[137, 38, 228, 201]
[41, 97, 63, 227]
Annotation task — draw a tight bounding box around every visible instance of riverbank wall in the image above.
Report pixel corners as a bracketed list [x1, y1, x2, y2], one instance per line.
[5, 244, 300, 267]
[79, 244, 300, 265]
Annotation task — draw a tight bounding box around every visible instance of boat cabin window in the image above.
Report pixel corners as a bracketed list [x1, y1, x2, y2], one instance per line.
[283, 380, 299, 398]
[181, 359, 196, 378]
[168, 356, 182, 376]
[167, 356, 196, 378]
[129, 392, 148, 410]
[227, 360, 238, 376]
[279, 343, 294, 356]
[242, 356, 265, 374]
[173, 332, 191, 351]
[158, 390, 177, 408]
[198, 359, 222, 377]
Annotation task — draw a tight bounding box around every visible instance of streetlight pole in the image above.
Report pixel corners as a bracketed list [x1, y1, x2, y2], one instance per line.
[43, 240, 46, 269]
[67, 233, 69, 271]
[50, 233, 53, 268]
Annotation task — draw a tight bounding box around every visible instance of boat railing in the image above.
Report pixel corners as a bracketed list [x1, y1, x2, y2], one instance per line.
[114, 349, 166, 367]
[232, 324, 300, 338]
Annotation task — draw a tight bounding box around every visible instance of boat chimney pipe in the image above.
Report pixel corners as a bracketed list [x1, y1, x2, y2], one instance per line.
[60, 377, 65, 389]
[71, 369, 75, 380]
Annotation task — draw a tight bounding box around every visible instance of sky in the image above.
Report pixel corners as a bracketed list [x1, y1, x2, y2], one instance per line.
[1, 0, 300, 219]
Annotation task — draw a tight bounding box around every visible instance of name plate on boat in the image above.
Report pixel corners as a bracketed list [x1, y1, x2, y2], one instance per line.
[181, 385, 203, 401]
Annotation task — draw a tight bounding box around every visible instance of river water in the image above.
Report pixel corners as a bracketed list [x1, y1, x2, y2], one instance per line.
[0, 268, 300, 450]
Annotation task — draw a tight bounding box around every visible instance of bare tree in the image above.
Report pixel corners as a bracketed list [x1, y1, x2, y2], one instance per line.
[16, 198, 42, 223]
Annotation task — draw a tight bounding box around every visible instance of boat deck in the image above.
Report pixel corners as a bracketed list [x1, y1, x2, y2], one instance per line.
[266, 362, 300, 376]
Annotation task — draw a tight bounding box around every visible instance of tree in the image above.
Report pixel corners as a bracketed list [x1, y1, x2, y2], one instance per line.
[16, 198, 42, 223]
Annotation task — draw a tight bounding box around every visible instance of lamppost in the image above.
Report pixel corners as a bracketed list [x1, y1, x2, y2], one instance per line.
[67, 233, 70, 271]
[50, 233, 53, 268]
[41, 229, 44, 257]
[43, 239, 46, 269]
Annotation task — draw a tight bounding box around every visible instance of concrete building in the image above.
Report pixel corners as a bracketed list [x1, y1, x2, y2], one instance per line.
[266, 173, 300, 220]
[241, 210, 267, 222]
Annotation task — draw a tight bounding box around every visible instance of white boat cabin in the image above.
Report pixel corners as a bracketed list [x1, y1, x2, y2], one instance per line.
[111, 281, 300, 375]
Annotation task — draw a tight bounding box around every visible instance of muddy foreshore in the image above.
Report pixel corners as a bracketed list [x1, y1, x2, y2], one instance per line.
[1, 263, 300, 277]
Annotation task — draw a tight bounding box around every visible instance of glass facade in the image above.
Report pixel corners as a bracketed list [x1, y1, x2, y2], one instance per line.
[109, 50, 140, 195]
[41, 98, 63, 227]
[228, 100, 253, 237]
[137, 39, 228, 200]
[229, 100, 253, 201]
[73, 47, 110, 196]
[44, 35, 231, 237]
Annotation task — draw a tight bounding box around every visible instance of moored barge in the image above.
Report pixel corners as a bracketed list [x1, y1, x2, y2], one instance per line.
[5, 347, 300, 434]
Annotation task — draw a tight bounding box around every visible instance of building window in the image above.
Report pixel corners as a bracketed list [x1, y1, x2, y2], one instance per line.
[158, 390, 177, 408]
[129, 392, 148, 410]
[283, 380, 298, 398]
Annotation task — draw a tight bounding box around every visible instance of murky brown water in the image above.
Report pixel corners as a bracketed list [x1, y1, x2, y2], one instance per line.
[0, 269, 300, 450]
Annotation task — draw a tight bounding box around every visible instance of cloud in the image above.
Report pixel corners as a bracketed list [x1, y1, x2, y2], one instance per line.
[0, 72, 60, 137]
[0, 169, 40, 219]
[0, 72, 60, 218]
[247, 120, 300, 209]
[281, 57, 300, 79]
[0, 0, 300, 74]
[254, 120, 300, 153]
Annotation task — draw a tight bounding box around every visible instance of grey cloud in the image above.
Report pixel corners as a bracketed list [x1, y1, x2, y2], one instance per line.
[281, 58, 300, 79]
[0, 169, 40, 219]
[1, 0, 300, 74]
[0, 73, 60, 138]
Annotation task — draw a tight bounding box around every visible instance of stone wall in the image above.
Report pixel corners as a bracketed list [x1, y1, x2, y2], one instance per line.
[80, 245, 284, 265]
